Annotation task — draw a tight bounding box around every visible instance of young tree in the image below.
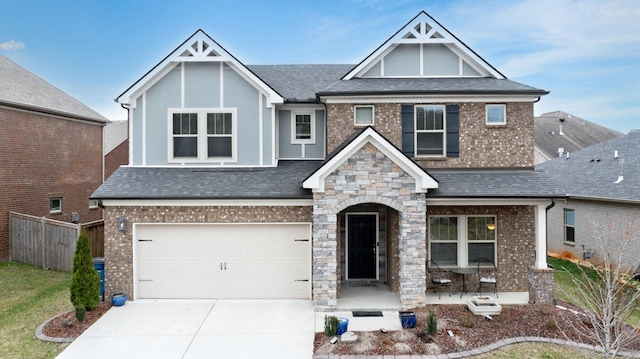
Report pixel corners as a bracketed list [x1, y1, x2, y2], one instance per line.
[70, 230, 101, 318]
[559, 213, 640, 358]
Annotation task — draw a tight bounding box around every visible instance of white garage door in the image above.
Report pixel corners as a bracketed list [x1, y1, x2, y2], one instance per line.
[135, 223, 311, 299]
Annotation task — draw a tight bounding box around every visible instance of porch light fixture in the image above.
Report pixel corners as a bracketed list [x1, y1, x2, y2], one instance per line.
[486, 222, 496, 231]
[118, 217, 126, 233]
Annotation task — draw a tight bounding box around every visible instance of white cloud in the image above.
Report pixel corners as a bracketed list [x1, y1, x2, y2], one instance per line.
[0, 40, 25, 51]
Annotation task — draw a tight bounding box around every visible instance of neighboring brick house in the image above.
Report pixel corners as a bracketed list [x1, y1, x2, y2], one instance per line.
[103, 120, 129, 180]
[538, 130, 640, 274]
[92, 11, 563, 309]
[0, 54, 107, 261]
[534, 111, 622, 165]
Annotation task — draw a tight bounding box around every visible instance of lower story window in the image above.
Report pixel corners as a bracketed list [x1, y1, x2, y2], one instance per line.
[564, 209, 575, 243]
[50, 197, 62, 213]
[429, 215, 497, 267]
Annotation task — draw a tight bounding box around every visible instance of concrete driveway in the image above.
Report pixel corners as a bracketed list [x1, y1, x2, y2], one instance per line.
[56, 299, 315, 359]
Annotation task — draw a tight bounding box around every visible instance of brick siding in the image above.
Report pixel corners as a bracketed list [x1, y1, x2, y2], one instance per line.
[0, 107, 104, 260]
[105, 139, 128, 180]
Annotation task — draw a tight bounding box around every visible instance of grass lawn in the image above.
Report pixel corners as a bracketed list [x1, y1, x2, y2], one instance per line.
[549, 256, 640, 327]
[0, 261, 73, 359]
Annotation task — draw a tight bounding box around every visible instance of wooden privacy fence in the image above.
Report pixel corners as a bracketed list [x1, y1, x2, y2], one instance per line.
[9, 212, 104, 272]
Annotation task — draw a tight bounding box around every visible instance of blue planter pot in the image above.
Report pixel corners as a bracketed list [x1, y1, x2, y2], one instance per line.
[111, 292, 127, 306]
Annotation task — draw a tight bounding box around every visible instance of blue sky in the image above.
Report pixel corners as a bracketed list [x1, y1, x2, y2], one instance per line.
[1, 0, 638, 133]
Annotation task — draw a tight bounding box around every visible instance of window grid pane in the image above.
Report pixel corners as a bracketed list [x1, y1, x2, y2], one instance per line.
[355, 106, 373, 125]
[296, 114, 311, 139]
[565, 209, 575, 242]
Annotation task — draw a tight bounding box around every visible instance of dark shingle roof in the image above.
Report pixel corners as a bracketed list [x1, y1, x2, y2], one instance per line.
[318, 77, 548, 96]
[537, 130, 640, 202]
[247, 64, 354, 101]
[534, 111, 622, 162]
[91, 161, 322, 200]
[427, 169, 564, 198]
[0, 54, 108, 123]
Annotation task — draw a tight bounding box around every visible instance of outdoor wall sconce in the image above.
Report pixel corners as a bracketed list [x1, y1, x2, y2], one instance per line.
[118, 217, 126, 233]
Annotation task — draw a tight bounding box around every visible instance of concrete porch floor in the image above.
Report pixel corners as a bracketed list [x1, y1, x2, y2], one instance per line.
[337, 283, 402, 311]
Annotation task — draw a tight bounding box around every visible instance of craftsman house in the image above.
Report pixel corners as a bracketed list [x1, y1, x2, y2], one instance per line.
[0, 54, 107, 262]
[92, 11, 562, 309]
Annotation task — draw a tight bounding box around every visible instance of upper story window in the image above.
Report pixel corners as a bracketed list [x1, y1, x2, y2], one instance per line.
[291, 111, 315, 144]
[354, 106, 374, 126]
[486, 104, 506, 125]
[170, 109, 236, 161]
[564, 209, 575, 243]
[50, 197, 62, 213]
[415, 105, 445, 156]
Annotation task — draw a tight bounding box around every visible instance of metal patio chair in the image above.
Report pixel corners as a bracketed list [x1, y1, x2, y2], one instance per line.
[427, 260, 452, 299]
[477, 257, 498, 297]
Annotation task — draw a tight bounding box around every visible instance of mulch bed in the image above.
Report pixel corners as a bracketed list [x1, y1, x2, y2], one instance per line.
[42, 302, 112, 340]
[314, 300, 640, 356]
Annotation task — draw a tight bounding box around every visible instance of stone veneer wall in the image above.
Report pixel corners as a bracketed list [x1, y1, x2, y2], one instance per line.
[326, 102, 534, 168]
[528, 266, 555, 304]
[312, 143, 427, 309]
[387, 209, 400, 293]
[427, 205, 536, 292]
[103, 205, 312, 299]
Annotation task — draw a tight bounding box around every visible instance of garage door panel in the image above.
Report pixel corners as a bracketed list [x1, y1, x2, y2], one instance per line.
[136, 223, 311, 299]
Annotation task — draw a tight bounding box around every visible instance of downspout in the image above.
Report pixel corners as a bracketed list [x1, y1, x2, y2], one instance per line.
[316, 94, 328, 159]
[545, 199, 556, 269]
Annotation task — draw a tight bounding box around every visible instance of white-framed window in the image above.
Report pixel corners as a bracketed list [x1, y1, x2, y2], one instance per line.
[354, 105, 374, 126]
[291, 111, 315, 144]
[89, 199, 99, 209]
[50, 197, 62, 213]
[564, 209, 575, 243]
[429, 215, 497, 267]
[415, 105, 445, 156]
[486, 104, 506, 125]
[169, 109, 236, 161]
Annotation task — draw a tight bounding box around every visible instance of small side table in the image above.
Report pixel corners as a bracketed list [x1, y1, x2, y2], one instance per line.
[450, 267, 477, 298]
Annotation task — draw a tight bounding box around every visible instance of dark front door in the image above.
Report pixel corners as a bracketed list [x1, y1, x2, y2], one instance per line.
[347, 214, 377, 279]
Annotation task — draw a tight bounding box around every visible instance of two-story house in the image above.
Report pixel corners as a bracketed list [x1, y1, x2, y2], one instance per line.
[0, 54, 107, 262]
[92, 11, 562, 309]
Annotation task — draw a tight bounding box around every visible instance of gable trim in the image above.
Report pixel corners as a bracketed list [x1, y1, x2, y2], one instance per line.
[342, 11, 505, 80]
[116, 29, 284, 107]
[302, 127, 438, 193]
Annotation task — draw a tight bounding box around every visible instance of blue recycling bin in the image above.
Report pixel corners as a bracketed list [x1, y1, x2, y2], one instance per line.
[336, 317, 349, 335]
[93, 257, 105, 300]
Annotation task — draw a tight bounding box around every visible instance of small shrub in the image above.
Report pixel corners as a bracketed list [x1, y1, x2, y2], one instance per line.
[70, 230, 101, 314]
[324, 315, 339, 336]
[458, 311, 477, 328]
[75, 306, 86, 322]
[427, 310, 438, 335]
[546, 318, 559, 331]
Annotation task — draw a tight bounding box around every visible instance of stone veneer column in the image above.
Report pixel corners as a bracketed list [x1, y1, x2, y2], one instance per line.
[311, 143, 427, 309]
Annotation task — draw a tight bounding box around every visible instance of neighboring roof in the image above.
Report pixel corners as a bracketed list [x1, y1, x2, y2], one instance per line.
[318, 77, 548, 97]
[534, 111, 622, 163]
[343, 11, 504, 80]
[303, 126, 438, 193]
[247, 64, 353, 102]
[116, 29, 283, 106]
[103, 120, 128, 154]
[427, 169, 565, 198]
[0, 54, 108, 124]
[91, 160, 320, 200]
[537, 130, 640, 203]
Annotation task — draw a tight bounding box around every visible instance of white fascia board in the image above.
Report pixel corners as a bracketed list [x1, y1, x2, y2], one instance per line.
[117, 30, 283, 106]
[100, 199, 313, 207]
[322, 95, 541, 104]
[344, 12, 504, 80]
[302, 128, 437, 193]
[427, 198, 553, 206]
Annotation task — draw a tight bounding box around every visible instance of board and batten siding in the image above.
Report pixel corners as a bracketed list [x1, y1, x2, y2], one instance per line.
[130, 62, 275, 166]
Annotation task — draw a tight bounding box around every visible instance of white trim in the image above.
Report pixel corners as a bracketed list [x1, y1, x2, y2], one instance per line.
[291, 110, 316, 145]
[535, 204, 548, 269]
[128, 104, 133, 165]
[343, 13, 503, 80]
[354, 105, 375, 126]
[322, 95, 541, 104]
[100, 199, 313, 207]
[427, 198, 553, 206]
[259, 93, 263, 166]
[486, 104, 506, 125]
[142, 93, 147, 165]
[219, 62, 224, 107]
[180, 62, 185, 108]
[272, 106, 277, 164]
[117, 30, 283, 106]
[303, 127, 438, 193]
[167, 108, 237, 163]
[345, 213, 379, 281]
